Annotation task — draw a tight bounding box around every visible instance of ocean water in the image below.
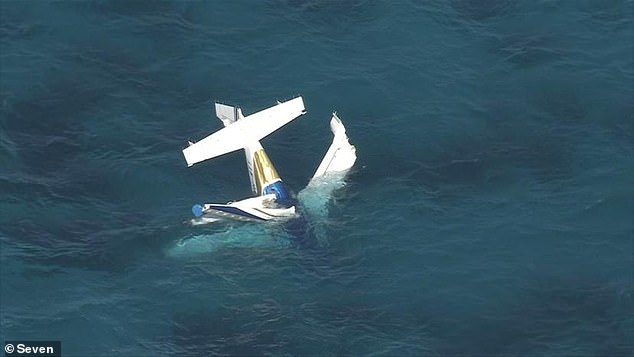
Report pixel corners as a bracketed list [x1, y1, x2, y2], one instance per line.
[1, 0, 633, 355]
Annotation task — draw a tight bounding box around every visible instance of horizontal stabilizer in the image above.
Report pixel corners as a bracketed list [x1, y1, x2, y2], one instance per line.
[183, 96, 306, 167]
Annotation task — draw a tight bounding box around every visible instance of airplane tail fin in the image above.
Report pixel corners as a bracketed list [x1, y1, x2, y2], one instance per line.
[215, 103, 244, 127]
[183, 96, 306, 167]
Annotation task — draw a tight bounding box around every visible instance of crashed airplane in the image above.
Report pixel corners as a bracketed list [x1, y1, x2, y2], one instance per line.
[182, 96, 356, 222]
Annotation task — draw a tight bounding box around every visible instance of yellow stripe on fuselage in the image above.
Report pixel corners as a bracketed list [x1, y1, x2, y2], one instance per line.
[252, 149, 280, 194]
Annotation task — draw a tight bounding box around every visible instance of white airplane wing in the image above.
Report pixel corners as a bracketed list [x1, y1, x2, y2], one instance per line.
[183, 96, 306, 167]
[312, 113, 357, 178]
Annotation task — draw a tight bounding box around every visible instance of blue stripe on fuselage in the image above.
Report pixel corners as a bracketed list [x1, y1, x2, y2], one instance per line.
[263, 180, 295, 208]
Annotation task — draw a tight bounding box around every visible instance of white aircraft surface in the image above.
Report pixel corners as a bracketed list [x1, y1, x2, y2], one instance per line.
[182, 96, 356, 222]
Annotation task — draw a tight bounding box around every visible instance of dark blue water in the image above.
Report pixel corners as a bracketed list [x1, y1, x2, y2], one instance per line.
[1, 1, 633, 355]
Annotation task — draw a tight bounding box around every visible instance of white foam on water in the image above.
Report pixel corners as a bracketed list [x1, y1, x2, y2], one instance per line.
[297, 171, 350, 244]
[166, 221, 292, 258]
